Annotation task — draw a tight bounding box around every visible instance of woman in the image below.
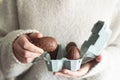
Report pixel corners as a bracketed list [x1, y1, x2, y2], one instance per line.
[0, 0, 120, 80]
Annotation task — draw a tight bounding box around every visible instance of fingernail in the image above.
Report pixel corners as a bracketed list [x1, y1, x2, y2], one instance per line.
[39, 49, 44, 53]
[96, 56, 102, 62]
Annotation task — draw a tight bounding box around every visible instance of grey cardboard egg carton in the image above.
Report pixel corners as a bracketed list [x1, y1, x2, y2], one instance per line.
[43, 21, 112, 72]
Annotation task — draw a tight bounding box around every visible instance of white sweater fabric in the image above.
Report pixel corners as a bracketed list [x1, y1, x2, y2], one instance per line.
[0, 0, 120, 80]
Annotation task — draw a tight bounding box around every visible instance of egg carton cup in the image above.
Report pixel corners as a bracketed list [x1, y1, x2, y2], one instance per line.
[43, 44, 83, 72]
[43, 20, 112, 72]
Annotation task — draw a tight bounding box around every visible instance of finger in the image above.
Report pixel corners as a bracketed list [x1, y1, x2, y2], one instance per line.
[54, 69, 83, 78]
[18, 35, 44, 53]
[14, 49, 35, 63]
[61, 69, 81, 77]
[55, 63, 92, 78]
[28, 33, 43, 39]
[54, 72, 71, 78]
[13, 49, 27, 63]
[96, 55, 102, 62]
[13, 41, 38, 63]
[21, 57, 35, 63]
[61, 67, 89, 77]
[21, 50, 41, 58]
[14, 42, 41, 58]
[78, 63, 92, 75]
[25, 58, 35, 63]
[13, 43, 25, 58]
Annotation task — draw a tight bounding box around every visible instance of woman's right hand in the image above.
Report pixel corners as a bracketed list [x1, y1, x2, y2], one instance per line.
[12, 33, 44, 63]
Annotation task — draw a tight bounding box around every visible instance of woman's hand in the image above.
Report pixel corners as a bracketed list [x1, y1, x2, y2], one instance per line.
[54, 55, 102, 78]
[12, 33, 44, 63]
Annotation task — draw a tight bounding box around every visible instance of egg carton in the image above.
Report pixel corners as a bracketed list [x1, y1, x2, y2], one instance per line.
[43, 45, 82, 72]
[43, 20, 112, 72]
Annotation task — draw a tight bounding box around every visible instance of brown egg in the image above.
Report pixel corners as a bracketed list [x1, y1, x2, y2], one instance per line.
[66, 42, 77, 53]
[31, 37, 58, 59]
[31, 36, 58, 52]
[66, 44, 81, 60]
[48, 46, 59, 59]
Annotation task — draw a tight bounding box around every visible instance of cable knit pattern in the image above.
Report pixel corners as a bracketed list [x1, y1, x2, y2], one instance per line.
[0, 0, 120, 80]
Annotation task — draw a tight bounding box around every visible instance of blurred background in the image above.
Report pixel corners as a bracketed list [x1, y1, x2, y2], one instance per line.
[0, 0, 3, 4]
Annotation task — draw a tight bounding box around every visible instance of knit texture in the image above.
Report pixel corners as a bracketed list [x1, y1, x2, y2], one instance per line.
[0, 0, 120, 80]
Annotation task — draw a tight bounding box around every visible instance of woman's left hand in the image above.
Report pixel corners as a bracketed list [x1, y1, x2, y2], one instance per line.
[54, 55, 102, 78]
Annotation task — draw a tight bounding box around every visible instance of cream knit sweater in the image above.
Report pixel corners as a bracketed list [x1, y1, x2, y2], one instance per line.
[0, 0, 120, 80]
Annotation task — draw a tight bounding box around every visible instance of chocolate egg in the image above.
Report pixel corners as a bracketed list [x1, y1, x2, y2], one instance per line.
[66, 42, 81, 60]
[32, 36, 58, 52]
[66, 42, 77, 53]
[66, 46, 81, 60]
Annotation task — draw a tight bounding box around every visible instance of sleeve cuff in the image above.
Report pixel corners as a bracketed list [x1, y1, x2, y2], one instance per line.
[0, 29, 40, 77]
[7, 29, 40, 64]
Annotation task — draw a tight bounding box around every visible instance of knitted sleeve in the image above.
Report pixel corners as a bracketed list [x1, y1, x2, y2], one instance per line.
[82, 2, 120, 79]
[0, 29, 40, 78]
